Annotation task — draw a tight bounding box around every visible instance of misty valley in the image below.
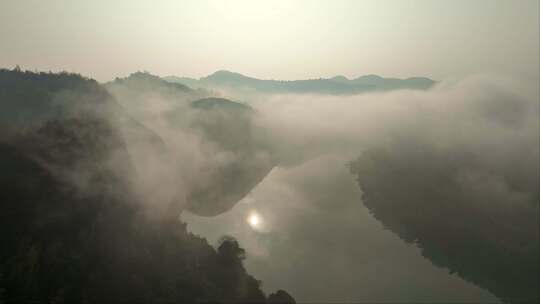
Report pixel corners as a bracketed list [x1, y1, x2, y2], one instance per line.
[0, 67, 537, 304]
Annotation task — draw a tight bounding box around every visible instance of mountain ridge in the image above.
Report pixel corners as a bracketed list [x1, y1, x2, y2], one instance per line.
[164, 70, 435, 94]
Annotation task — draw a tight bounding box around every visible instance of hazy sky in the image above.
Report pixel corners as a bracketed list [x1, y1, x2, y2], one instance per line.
[1, 0, 538, 81]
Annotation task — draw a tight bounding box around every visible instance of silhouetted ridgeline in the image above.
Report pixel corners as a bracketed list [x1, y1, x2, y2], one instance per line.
[0, 68, 294, 303]
[165, 70, 435, 94]
[0, 69, 111, 127]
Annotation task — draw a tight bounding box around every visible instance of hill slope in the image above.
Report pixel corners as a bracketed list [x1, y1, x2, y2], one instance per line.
[0, 69, 294, 303]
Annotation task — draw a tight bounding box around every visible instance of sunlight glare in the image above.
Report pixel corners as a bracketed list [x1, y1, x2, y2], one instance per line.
[247, 212, 261, 229]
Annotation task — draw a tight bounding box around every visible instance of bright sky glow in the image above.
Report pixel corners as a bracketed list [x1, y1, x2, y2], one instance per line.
[247, 212, 261, 229]
[0, 0, 538, 81]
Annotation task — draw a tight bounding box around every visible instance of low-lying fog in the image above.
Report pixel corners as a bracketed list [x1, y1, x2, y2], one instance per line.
[175, 75, 537, 302]
[182, 155, 500, 302]
[108, 73, 538, 303]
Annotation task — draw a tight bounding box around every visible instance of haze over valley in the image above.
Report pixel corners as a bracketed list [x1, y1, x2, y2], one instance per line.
[1, 1, 538, 303]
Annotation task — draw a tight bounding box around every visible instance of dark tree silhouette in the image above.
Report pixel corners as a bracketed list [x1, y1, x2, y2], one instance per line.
[268, 290, 296, 303]
[0, 69, 294, 304]
[349, 147, 539, 304]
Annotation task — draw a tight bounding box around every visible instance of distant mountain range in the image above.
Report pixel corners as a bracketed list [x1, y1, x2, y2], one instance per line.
[164, 70, 435, 94]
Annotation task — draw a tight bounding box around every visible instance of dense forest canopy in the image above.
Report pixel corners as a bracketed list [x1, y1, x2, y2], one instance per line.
[0, 68, 295, 303]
